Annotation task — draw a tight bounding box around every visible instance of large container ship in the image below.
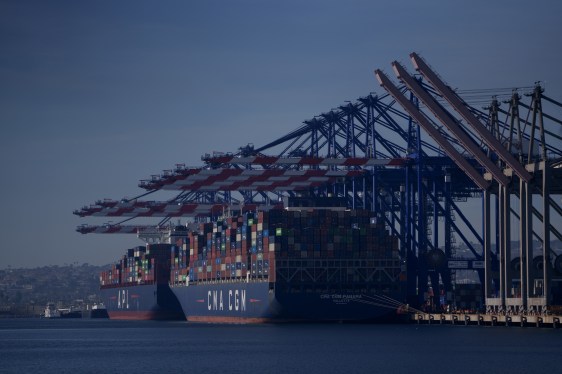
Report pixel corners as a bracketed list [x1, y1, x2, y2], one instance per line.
[169, 208, 405, 323]
[100, 243, 184, 320]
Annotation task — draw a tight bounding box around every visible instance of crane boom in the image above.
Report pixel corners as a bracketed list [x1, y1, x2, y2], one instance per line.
[375, 69, 491, 191]
[410, 52, 532, 183]
[201, 155, 407, 167]
[76, 224, 152, 234]
[74, 201, 283, 218]
[391, 61, 510, 187]
[139, 167, 366, 191]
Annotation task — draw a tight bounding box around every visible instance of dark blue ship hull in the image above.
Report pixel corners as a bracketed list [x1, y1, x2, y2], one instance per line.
[83, 308, 109, 319]
[101, 283, 184, 320]
[171, 281, 402, 323]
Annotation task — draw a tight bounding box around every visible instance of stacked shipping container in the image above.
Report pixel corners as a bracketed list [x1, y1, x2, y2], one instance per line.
[169, 236, 189, 285]
[168, 209, 399, 287]
[168, 208, 403, 323]
[100, 244, 175, 288]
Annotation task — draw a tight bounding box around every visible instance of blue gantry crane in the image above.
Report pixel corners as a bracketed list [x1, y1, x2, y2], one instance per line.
[75, 53, 562, 313]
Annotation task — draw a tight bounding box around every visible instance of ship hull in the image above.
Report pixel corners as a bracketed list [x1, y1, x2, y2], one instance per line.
[171, 281, 401, 323]
[101, 283, 184, 321]
[59, 310, 82, 319]
[83, 309, 109, 319]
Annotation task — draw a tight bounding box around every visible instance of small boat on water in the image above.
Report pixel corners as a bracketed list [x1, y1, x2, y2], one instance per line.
[43, 302, 60, 318]
[84, 303, 109, 319]
[42, 302, 109, 319]
[59, 306, 83, 319]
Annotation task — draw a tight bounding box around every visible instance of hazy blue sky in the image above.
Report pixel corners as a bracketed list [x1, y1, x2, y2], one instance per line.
[1, 0, 561, 268]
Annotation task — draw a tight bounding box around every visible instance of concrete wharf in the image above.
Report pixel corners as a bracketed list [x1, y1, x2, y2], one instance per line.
[412, 312, 561, 328]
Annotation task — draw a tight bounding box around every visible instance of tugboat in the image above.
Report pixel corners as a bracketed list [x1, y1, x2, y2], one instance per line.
[43, 302, 60, 318]
[59, 306, 83, 318]
[84, 303, 109, 319]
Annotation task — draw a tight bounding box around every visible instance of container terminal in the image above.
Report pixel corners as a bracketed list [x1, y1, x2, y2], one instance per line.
[75, 53, 562, 324]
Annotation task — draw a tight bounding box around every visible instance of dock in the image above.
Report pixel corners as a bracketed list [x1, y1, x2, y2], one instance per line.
[412, 312, 562, 328]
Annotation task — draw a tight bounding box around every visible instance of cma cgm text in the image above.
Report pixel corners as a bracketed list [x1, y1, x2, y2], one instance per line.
[208, 289, 246, 311]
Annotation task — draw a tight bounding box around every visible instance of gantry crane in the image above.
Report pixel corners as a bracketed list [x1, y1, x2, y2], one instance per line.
[75, 53, 562, 311]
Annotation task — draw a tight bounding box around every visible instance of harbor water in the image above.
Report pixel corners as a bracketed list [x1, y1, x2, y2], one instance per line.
[0, 318, 560, 374]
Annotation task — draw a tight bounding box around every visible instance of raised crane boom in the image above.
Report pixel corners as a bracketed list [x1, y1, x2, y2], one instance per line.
[410, 52, 533, 183]
[390, 60, 510, 187]
[375, 69, 491, 191]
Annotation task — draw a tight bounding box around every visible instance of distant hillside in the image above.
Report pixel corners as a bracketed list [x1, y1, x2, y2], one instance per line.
[0, 263, 108, 313]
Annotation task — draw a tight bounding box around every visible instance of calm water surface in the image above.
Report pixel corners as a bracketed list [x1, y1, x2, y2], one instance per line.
[0, 318, 560, 374]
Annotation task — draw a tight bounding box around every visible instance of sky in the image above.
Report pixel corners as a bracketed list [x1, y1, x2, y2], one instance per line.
[1, 0, 561, 268]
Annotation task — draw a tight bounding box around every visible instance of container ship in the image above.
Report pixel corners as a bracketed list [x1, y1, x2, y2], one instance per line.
[99, 242, 184, 320]
[169, 207, 405, 323]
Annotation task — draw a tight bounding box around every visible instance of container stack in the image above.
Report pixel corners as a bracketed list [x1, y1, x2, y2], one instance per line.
[178, 208, 398, 285]
[100, 244, 174, 289]
[99, 262, 121, 287]
[169, 243, 189, 285]
[187, 215, 254, 283]
[266, 209, 398, 261]
[101, 209, 400, 289]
